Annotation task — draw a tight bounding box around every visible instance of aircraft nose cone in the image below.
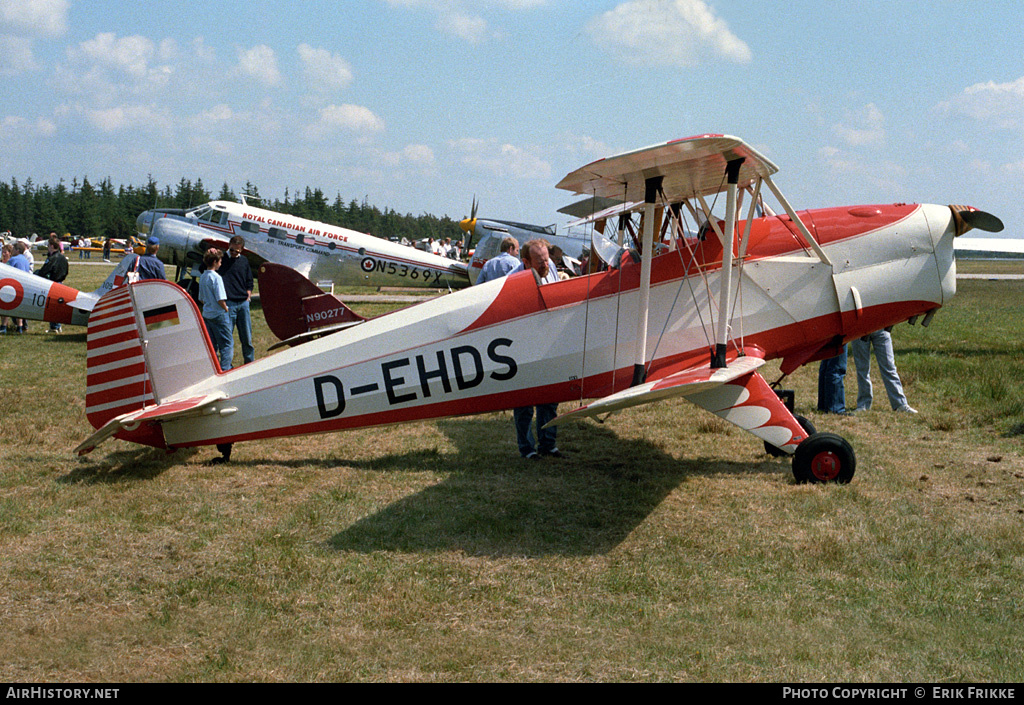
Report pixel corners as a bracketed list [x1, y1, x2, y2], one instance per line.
[136, 211, 152, 235]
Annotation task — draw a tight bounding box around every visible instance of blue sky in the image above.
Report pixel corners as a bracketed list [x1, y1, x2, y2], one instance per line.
[1, 0, 1021, 238]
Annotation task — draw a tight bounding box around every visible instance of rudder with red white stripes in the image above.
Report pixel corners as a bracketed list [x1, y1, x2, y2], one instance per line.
[85, 280, 222, 432]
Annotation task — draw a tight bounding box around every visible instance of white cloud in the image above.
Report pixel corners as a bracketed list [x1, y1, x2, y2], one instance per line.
[0, 34, 36, 74]
[1001, 159, 1024, 177]
[451, 137, 551, 180]
[235, 44, 281, 85]
[382, 0, 546, 43]
[381, 144, 437, 171]
[832, 103, 886, 147]
[307, 104, 385, 140]
[587, 0, 752, 67]
[297, 43, 354, 91]
[445, 13, 488, 43]
[401, 143, 435, 165]
[0, 114, 55, 138]
[79, 33, 156, 78]
[818, 144, 906, 192]
[83, 104, 166, 133]
[0, 0, 68, 37]
[197, 104, 234, 123]
[938, 76, 1024, 131]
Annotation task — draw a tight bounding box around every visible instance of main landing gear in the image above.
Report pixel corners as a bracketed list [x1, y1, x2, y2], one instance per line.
[764, 388, 856, 484]
[791, 433, 856, 484]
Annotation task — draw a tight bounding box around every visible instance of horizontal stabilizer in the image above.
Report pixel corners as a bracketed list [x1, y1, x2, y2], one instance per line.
[75, 392, 228, 455]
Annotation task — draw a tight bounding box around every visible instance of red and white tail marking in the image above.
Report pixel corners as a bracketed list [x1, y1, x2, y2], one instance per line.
[85, 287, 153, 429]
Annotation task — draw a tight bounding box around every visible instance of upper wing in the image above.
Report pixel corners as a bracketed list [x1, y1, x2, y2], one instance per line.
[556, 134, 778, 203]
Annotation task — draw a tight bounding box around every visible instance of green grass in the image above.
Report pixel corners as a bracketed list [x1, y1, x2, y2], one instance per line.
[1, 261, 1023, 681]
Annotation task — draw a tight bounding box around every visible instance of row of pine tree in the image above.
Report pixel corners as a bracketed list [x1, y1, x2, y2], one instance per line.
[0, 176, 464, 244]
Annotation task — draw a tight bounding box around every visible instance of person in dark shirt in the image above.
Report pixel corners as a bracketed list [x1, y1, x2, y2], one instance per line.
[37, 234, 69, 332]
[218, 235, 256, 365]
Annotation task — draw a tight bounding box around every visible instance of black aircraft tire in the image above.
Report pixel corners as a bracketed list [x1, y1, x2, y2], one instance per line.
[792, 432, 856, 484]
[764, 415, 816, 458]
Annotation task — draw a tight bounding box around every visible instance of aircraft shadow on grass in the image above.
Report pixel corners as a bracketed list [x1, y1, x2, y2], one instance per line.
[327, 415, 781, 558]
[61, 447, 198, 484]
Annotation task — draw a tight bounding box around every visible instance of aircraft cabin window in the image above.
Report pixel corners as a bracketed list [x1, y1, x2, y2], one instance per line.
[328, 241, 337, 251]
[295, 234, 305, 245]
[268, 227, 287, 240]
[241, 221, 260, 234]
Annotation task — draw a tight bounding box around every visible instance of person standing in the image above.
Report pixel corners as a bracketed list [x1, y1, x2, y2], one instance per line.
[36, 235, 69, 333]
[198, 249, 232, 372]
[475, 237, 520, 285]
[817, 345, 848, 415]
[7, 242, 32, 333]
[219, 235, 256, 366]
[1, 244, 14, 334]
[851, 328, 917, 413]
[136, 236, 166, 280]
[509, 239, 564, 460]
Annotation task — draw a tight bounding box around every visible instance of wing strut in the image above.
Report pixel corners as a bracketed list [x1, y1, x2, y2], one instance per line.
[761, 174, 832, 266]
[632, 176, 662, 386]
[712, 158, 744, 368]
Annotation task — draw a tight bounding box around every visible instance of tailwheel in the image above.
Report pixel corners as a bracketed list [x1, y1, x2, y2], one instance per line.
[764, 414, 816, 458]
[792, 432, 856, 484]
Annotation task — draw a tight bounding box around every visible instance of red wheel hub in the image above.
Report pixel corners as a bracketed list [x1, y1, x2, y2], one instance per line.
[810, 451, 841, 481]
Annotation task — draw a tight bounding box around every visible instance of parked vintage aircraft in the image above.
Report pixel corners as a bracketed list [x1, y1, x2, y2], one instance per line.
[136, 198, 469, 290]
[459, 198, 591, 283]
[0, 255, 137, 327]
[77, 135, 1002, 483]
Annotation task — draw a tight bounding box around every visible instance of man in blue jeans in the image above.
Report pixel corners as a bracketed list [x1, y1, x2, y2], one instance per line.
[852, 328, 917, 413]
[817, 345, 848, 414]
[219, 235, 256, 366]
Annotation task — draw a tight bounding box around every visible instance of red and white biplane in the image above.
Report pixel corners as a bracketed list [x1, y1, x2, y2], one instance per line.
[76, 135, 1002, 482]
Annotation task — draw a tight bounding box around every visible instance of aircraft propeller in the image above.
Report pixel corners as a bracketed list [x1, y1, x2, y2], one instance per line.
[459, 195, 479, 249]
[950, 205, 1004, 236]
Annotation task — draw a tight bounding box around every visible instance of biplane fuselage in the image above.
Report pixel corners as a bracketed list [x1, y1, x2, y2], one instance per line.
[81, 201, 955, 452]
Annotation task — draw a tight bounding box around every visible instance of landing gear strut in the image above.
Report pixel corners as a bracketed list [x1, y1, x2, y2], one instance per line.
[764, 414, 816, 458]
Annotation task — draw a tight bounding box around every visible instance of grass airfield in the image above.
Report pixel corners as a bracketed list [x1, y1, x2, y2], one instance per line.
[1, 260, 1022, 682]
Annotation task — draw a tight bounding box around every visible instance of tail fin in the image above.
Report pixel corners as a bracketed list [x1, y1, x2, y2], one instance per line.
[68, 253, 140, 314]
[85, 279, 221, 432]
[258, 262, 366, 342]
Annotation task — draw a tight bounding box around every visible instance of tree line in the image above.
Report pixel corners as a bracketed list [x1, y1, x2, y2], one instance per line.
[0, 176, 465, 244]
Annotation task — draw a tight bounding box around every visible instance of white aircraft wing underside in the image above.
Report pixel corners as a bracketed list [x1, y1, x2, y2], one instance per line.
[557, 135, 779, 203]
